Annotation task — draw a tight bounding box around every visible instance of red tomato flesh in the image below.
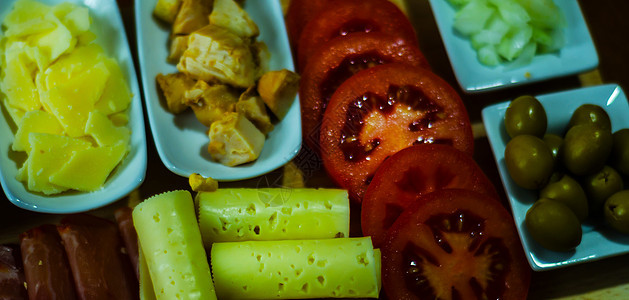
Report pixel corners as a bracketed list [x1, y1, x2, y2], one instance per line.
[300, 33, 429, 153]
[285, 0, 334, 51]
[296, 0, 419, 71]
[362, 144, 499, 247]
[382, 189, 531, 300]
[320, 63, 473, 202]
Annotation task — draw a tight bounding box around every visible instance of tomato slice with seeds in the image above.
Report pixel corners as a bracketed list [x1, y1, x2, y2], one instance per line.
[300, 33, 429, 153]
[319, 63, 473, 202]
[362, 144, 499, 248]
[382, 189, 530, 300]
[285, 0, 334, 51]
[296, 0, 419, 71]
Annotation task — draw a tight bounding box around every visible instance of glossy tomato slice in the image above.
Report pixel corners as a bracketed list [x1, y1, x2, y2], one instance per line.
[285, 0, 334, 51]
[300, 33, 429, 153]
[382, 189, 531, 300]
[296, 0, 419, 71]
[320, 63, 473, 202]
[362, 144, 499, 247]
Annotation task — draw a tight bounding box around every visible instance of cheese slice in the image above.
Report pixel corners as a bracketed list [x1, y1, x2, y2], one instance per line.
[133, 190, 217, 300]
[196, 188, 349, 248]
[211, 237, 380, 299]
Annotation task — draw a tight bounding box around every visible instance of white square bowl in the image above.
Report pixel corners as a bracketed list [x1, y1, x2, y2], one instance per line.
[0, 0, 147, 213]
[483, 84, 629, 271]
[428, 0, 599, 93]
[135, 0, 302, 181]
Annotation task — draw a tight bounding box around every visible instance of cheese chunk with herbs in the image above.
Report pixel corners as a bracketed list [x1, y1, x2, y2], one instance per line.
[196, 188, 349, 247]
[132, 190, 217, 300]
[207, 112, 264, 166]
[211, 237, 380, 299]
[177, 24, 256, 87]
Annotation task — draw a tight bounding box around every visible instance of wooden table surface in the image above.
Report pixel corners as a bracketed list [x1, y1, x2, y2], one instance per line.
[2, 0, 629, 299]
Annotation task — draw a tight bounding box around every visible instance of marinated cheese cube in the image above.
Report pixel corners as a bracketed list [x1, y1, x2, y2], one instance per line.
[195, 188, 349, 247]
[12, 110, 64, 153]
[177, 24, 257, 88]
[132, 190, 217, 300]
[207, 112, 265, 166]
[184, 80, 238, 126]
[153, 0, 182, 24]
[188, 173, 218, 192]
[172, 0, 212, 35]
[211, 237, 380, 299]
[209, 0, 259, 38]
[257, 69, 300, 120]
[236, 86, 273, 134]
[167, 35, 189, 63]
[156, 72, 195, 114]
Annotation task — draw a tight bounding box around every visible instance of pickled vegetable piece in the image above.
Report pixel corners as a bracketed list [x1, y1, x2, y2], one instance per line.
[196, 188, 349, 247]
[57, 214, 138, 300]
[211, 237, 380, 299]
[133, 190, 217, 300]
[20, 224, 77, 300]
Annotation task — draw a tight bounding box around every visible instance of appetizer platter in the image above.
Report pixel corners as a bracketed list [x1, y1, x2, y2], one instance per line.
[1, 0, 629, 299]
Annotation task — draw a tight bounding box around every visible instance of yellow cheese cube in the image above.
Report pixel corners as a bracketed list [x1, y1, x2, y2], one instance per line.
[177, 25, 257, 88]
[133, 190, 217, 300]
[195, 188, 350, 247]
[43, 61, 110, 137]
[3, 17, 55, 38]
[85, 111, 130, 147]
[207, 112, 264, 166]
[13, 110, 64, 153]
[94, 57, 132, 115]
[26, 133, 92, 194]
[2, 0, 51, 28]
[1, 42, 40, 112]
[109, 111, 129, 126]
[43, 44, 105, 90]
[211, 237, 380, 299]
[52, 2, 90, 36]
[209, 0, 259, 38]
[49, 141, 127, 191]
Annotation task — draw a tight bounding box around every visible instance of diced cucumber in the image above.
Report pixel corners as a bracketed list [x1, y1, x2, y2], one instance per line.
[478, 45, 501, 66]
[497, 24, 533, 61]
[453, 0, 495, 36]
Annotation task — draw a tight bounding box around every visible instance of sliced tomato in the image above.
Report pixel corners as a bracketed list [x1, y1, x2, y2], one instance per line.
[300, 33, 429, 153]
[297, 0, 419, 71]
[319, 63, 473, 202]
[285, 0, 334, 51]
[362, 144, 499, 247]
[382, 189, 531, 300]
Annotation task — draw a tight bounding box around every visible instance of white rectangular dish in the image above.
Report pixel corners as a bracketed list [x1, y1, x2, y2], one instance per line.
[0, 0, 147, 213]
[483, 84, 629, 271]
[429, 0, 599, 93]
[135, 0, 302, 181]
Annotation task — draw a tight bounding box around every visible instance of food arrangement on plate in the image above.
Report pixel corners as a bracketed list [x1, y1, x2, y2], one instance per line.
[1, 0, 628, 299]
[0, 0, 147, 213]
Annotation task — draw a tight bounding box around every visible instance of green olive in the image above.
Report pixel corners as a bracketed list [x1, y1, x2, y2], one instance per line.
[604, 190, 629, 234]
[568, 104, 611, 131]
[543, 133, 563, 167]
[562, 124, 613, 176]
[611, 129, 629, 176]
[504, 135, 554, 190]
[582, 165, 624, 216]
[526, 198, 582, 252]
[539, 174, 588, 221]
[504, 95, 547, 138]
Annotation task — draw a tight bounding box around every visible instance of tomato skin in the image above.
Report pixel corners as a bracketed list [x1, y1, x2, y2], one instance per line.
[296, 0, 419, 71]
[382, 189, 531, 300]
[320, 63, 473, 202]
[361, 144, 499, 248]
[285, 0, 334, 51]
[300, 33, 429, 153]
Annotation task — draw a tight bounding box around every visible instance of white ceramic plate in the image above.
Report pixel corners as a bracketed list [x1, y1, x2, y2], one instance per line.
[0, 0, 147, 213]
[429, 0, 599, 93]
[135, 1, 301, 181]
[483, 84, 629, 271]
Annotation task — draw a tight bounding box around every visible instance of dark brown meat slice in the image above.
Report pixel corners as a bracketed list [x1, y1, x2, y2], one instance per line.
[0, 244, 27, 299]
[114, 206, 139, 280]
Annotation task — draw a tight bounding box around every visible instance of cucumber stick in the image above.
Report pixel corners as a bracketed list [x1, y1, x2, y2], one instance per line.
[133, 190, 217, 300]
[196, 188, 349, 247]
[211, 237, 380, 299]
